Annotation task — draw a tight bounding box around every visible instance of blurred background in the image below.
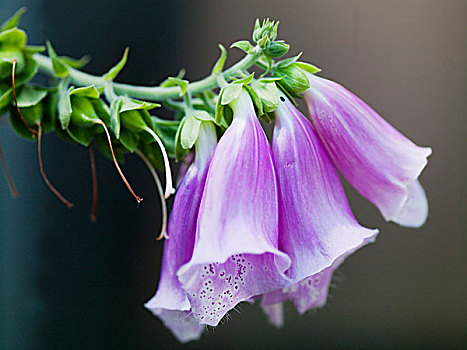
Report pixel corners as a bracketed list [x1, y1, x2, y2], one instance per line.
[0, 0, 465, 349]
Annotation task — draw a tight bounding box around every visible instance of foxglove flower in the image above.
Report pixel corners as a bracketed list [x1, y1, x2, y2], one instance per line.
[144, 122, 217, 343]
[261, 97, 378, 316]
[261, 267, 335, 327]
[303, 73, 432, 227]
[177, 90, 291, 327]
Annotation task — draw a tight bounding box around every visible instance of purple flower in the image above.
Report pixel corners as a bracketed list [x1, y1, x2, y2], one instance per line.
[261, 97, 378, 316]
[303, 73, 432, 227]
[261, 267, 334, 326]
[177, 90, 291, 327]
[144, 122, 217, 343]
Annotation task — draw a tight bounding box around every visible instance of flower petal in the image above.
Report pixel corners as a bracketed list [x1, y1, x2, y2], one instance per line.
[272, 97, 378, 284]
[145, 123, 217, 342]
[262, 266, 335, 316]
[178, 91, 291, 327]
[261, 302, 284, 328]
[303, 73, 431, 227]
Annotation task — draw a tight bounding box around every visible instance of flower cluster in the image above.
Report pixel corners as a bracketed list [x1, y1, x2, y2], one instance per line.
[0, 11, 431, 344]
[145, 74, 431, 342]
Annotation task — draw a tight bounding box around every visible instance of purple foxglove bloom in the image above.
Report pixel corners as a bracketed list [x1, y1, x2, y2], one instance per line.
[144, 122, 217, 343]
[261, 265, 335, 324]
[261, 97, 378, 315]
[303, 73, 432, 227]
[177, 90, 291, 327]
[262, 301, 285, 328]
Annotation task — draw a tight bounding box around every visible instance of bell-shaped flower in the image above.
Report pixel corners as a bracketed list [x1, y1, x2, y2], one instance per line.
[303, 73, 432, 227]
[261, 96, 378, 316]
[177, 90, 291, 327]
[261, 266, 335, 327]
[144, 122, 217, 343]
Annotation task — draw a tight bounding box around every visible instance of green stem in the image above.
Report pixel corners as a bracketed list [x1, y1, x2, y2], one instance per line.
[34, 48, 263, 102]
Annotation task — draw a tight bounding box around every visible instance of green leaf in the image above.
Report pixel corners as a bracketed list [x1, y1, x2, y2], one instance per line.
[90, 98, 111, 126]
[152, 117, 179, 158]
[16, 85, 48, 107]
[139, 141, 163, 170]
[104, 47, 129, 81]
[221, 84, 243, 105]
[14, 55, 37, 85]
[174, 117, 189, 160]
[94, 132, 124, 163]
[58, 85, 72, 129]
[211, 44, 227, 74]
[1, 7, 27, 32]
[243, 84, 263, 117]
[119, 96, 159, 112]
[69, 85, 101, 98]
[180, 114, 201, 149]
[167, 77, 188, 96]
[18, 102, 42, 125]
[60, 55, 90, 69]
[223, 105, 233, 127]
[193, 110, 214, 122]
[0, 50, 23, 79]
[215, 89, 225, 125]
[159, 69, 186, 87]
[110, 96, 122, 138]
[295, 61, 321, 74]
[0, 28, 26, 49]
[0, 88, 12, 110]
[120, 109, 148, 132]
[230, 40, 253, 54]
[66, 124, 100, 146]
[70, 95, 101, 127]
[258, 76, 284, 83]
[276, 82, 298, 107]
[262, 111, 274, 124]
[9, 107, 36, 140]
[252, 81, 279, 113]
[140, 109, 156, 133]
[22, 45, 45, 55]
[233, 72, 255, 85]
[41, 91, 58, 133]
[46, 41, 69, 77]
[119, 128, 140, 152]
[259, 55, 273, 77]
[276, 52, 303, 69]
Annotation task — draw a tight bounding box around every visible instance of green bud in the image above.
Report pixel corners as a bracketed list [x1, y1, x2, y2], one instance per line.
[276, 63, 310, 95]
[264, 41, 289, 58]
[257, 35, 270, 50]
[252, 19, 261, 42]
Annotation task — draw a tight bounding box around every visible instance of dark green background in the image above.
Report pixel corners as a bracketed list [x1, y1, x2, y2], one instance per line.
[1, 1, 465, 349]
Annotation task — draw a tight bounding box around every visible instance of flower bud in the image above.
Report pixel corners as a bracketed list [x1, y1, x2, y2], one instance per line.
[265, 41, 289, 58]
[276, 63, 310, 95]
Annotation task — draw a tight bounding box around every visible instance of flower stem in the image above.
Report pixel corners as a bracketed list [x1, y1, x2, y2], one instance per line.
[33, 48, 263, 102]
